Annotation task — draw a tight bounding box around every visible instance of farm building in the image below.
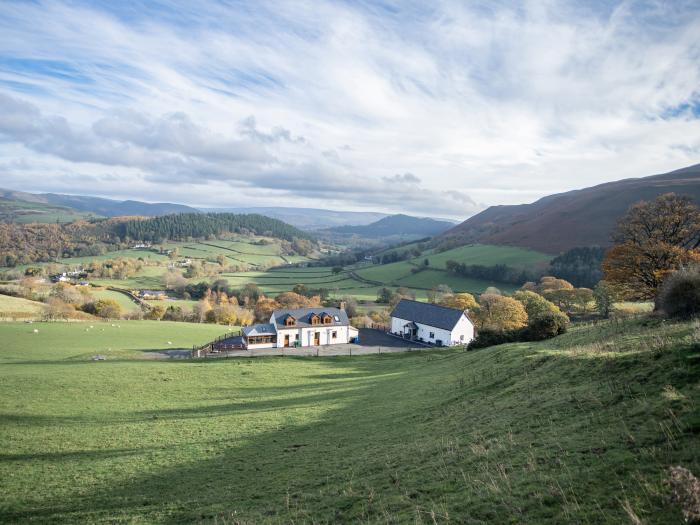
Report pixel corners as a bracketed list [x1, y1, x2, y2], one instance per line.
[390, 299, 474, 347]
[227, 307, 359, 350]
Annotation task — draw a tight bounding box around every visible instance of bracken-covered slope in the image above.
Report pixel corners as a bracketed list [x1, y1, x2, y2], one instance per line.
[440, 163, 700, 254]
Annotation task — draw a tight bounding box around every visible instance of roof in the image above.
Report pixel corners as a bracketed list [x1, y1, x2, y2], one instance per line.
[242, 323, 277, 337]
[272, 307, 349, 328]
[390, 299, 468, 331]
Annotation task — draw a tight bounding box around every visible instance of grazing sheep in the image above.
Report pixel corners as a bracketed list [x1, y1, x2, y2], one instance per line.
[33, 329, 39, 333]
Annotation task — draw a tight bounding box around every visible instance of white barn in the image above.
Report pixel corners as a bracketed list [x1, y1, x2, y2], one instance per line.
[389, 299, 474, 347]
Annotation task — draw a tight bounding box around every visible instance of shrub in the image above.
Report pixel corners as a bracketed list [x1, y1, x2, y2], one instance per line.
[83, 299, 122, 319]
[467, 329, 520, 350]
[656, 267, 700, 319]
[524, 312, 568, 341]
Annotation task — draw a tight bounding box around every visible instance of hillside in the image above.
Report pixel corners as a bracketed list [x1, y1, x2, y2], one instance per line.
[0, 317, 698, 522]
[0, 188, 198, 217]
[440, 163, 700, 254]
[201, 206, 387, 230]
[0, 198, 101, 224]
[328, 213, 455, 239]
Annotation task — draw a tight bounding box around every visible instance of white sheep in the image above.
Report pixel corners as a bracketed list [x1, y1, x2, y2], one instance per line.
[33, 329, 39, 333]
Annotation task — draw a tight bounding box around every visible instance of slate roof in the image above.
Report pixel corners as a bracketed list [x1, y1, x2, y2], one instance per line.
[271, 307, 349, 328]
[390, 299, 468, 331]
[242, 323, 277, 337]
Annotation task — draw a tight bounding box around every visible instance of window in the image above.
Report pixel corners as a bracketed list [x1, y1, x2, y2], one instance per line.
[284, 316, 296, 326]
[460, 334, 464, 341]
[332, 331, 337, 338]
[334, 315, 340, 321]
[429, 332, 435, 339]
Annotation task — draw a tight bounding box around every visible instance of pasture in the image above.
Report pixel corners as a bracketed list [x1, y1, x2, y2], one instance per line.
[0, 294, 44, 320]
[0, 318, 698, 523]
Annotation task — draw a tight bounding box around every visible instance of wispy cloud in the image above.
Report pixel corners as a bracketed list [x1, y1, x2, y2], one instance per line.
[0, 0, 699, 218]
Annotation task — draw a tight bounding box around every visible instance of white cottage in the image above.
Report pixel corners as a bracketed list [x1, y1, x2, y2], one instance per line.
[240, 307, 358, 349]
[390, 299, 474, 347]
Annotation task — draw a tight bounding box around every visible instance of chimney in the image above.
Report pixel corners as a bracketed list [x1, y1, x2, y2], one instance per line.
[339, 301, 346, 311]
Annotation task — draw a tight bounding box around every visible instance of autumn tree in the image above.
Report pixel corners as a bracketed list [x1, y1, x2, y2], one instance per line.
[602, 193, 700, 299]
[593, 281, 618, 318]
[474, 294, 528, 331]
[439, 292, 478, 312]
[427, 285, 453, 304]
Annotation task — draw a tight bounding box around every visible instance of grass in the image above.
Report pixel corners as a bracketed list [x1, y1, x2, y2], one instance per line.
[0, 317, 698, 523]
[0, 294, 44, 320]
[91, 289, 141, 312]
[0, 198, 102, 224]
[422, 244, 551, 270]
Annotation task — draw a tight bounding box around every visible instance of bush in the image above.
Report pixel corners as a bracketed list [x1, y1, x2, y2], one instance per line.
[524, 312, 568, 340]
[467, 329, 521, 350]
[83, 299, 122, 319]
[656, 267, 700, 319]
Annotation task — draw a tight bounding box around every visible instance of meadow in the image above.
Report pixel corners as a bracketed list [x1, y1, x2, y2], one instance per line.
[3, 242, 550, 303]
[0, 317, 698, 523]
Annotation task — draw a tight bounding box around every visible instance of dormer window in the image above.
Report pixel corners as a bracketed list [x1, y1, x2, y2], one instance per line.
[284, 315, 296, 326]
[322, 314, 333, 324]
[310, 314, 320, 325]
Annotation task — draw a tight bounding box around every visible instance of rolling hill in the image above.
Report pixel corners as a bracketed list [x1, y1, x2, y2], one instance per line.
[0, 188, 199, 217]
[439, 163, 700, 254]
[328, 214, 455, 238]
[200, 206, 387, 230]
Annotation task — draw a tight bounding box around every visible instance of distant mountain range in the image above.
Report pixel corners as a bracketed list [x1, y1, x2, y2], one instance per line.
[0, 188, 197, 217]
[199, 207, 387, 230]
[0, 189, 444, 230]
[326, 214, 456, 239]
[439, 163, 700, 254]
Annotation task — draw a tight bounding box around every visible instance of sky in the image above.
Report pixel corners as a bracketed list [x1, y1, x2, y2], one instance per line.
[0, 0, 699, 219]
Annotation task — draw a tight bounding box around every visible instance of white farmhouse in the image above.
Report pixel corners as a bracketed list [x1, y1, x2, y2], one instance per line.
[390, 299, 474, 347]
[240, 307, 359, 350]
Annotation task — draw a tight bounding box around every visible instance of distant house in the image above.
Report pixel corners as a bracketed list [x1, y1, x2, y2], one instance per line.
[239, 307, 359, 349]
[389, 299, 474, 347]
[138, 290, 167, 300]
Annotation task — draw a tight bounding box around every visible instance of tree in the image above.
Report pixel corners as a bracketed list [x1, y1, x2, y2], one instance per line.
[85, 299, 122, 319]
[254, 297, 280, 322]
[474, 294, 528, 331]
[439, 293, 478, 312]
[332, 266, 343, 275]
[145, 304, 166, 320]
[593, 281, 618, 318]
[43, 297, 74, 321]
[603, 193, 700, 298]
[427, 285, 452, 304]
[512, 290, 562, 319]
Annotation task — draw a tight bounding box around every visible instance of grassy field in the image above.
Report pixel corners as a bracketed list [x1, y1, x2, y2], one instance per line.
[422, 244, 551, 269]
[91, 289, 141, 312]
[0, 198, 102, 224]
[0, 294, 44, 320]
[0, 317, 698, 523]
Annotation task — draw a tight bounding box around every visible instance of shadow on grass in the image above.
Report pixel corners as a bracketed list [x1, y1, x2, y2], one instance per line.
[2, 329, 698, 524]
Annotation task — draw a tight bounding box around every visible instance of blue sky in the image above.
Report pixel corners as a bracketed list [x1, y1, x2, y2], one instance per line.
[0, 0, 699, 218]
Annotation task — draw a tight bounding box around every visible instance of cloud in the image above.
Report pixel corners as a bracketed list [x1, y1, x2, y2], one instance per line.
[382, 172, 422, 184]
[0, 0, 699, 218]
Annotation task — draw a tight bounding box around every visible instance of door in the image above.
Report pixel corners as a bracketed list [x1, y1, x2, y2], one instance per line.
[314, 332, 320, 346]
[284, 334, 290, 347]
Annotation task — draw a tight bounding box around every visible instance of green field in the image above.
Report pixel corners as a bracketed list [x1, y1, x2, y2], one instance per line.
[0, 198, 102, 224]
[0, 294, 44, 319]
[0, 317, 698, 523]
[91, 289, 141, 312]
[423, 244, 551, 269]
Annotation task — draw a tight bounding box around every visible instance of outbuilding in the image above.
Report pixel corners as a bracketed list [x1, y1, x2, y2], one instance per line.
[389, 299, 474, 346]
